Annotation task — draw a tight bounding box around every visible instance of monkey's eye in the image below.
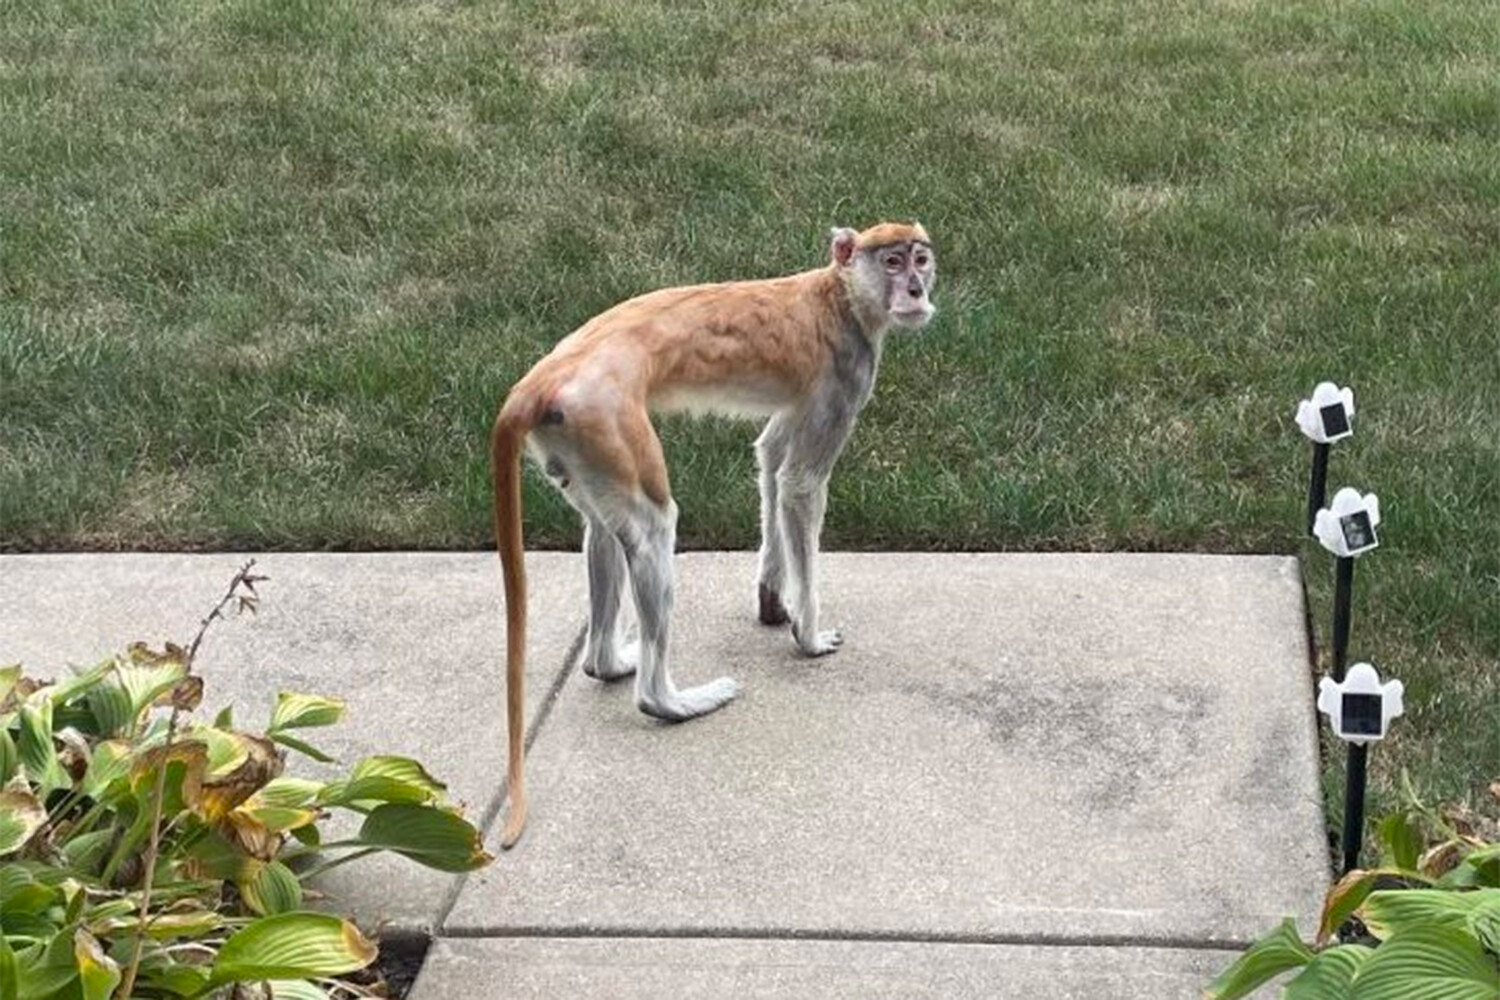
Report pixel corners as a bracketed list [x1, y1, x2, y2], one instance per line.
[883, 255, 903, 271]
[915, 254, 931, 268]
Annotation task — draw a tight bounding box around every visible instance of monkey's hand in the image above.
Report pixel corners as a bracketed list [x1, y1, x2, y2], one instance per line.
[791, 624, 844, 657]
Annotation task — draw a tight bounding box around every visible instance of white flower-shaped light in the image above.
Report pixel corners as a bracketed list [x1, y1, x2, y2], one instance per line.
[1295, 382, 1356, 444]
[1313, 487, 1381, 557]
[1317, 662, 1404, 745]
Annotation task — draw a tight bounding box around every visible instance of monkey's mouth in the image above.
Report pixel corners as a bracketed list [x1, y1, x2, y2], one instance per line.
[891, 304, 936, 325]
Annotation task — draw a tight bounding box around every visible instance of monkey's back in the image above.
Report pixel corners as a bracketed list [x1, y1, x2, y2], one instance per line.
[511, 267, 853, 422]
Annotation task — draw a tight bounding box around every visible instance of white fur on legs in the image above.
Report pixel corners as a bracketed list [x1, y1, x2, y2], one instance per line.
[617, 499, 740, 721]
[754, 415, 792, 626]
[581, 519, 638, 681]
[778, 469, 843, 656]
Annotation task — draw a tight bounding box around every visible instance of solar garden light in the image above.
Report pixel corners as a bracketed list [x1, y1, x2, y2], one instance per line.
[1296, 383, 1356, 537]
[1312, 487, 1385, 875]
[1319, 663, 1404, 875]
[1318, 663, 1404, 747]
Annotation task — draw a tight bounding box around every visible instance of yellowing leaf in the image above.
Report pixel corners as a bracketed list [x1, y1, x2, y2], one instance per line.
[130, 740, 209, 816]
[73, 929, 121, 1000]
[269, 693, 346, 732]
[208, 913, 376, 985]
[89, 908, 223, 941]
[0, 779, 46, 855]
[219, 810, 284, 861]
[194, 733, 284, 822]
[242, 805, 320, 833]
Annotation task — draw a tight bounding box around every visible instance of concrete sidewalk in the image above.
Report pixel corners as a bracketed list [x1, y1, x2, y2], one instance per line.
[0, 552, 1327, 998]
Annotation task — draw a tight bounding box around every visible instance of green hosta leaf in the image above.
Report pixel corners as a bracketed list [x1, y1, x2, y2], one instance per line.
[269, 693, 346, 732]
[1454, 847, 1500, 891]
[0, 727, 17, 783]
[16, 931, 80, 998]
[18, 701, 69, 794]
[289, 823, 321, 848]
[351, 756, 447, 797]
[1, 865, 59, 914]
[1352, 925, 1500, 1000]
[318, 775, 440, 808]
[73, 929, 121, 1000]
[1283, 944, 1372, 1000]
[85, 675, 136, 739]
[181, 829, 259, 882]
[356, 802, 492, 872]
[1381, 812, 1424, 873]
[62, 828, 115, 871]
[270, 732, 336, 763]
[140, 962, 211, 996]
[114, 656, 188, 717]
[0, 929, 17, 1000]
[241, 860, 304, 916]
[1205, 918, 1314, 1000]
[268, 979, 333, 999]
[1361, 889, 1497, 940]
[1470, 897, 1500, 958]
[0, 664, 20, 705]
[192, 724, 251, 777]
[258, 777, 324, 809]
[0, 780, 47, 855]
[207, 912, 376, 985]
[80, 739, 133, 799]
[45, 660, 112, 706]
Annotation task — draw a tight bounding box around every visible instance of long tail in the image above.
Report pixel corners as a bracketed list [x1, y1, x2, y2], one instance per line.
[492, 409, 529, 849]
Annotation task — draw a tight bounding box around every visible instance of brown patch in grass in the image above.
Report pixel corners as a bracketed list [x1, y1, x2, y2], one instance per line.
[1105, 296, 1158, 347]
[1109, 183, 1181, 221]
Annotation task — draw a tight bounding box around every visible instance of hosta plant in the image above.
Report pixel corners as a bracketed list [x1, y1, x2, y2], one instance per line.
[0, 564, 491, 999]
[1207, 781, 1500, 999]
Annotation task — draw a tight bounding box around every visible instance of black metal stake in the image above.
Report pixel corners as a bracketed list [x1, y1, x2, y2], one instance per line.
[1343, 744, 1369, 874]
[1332, 554, 1366, 873]
[1307, 442, 1330, 538]
[1332, 556, 1353, 684]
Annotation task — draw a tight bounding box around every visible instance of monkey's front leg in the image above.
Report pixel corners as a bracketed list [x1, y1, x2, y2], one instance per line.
[777, 470, 843, 657]
[754, 416, 792, 626]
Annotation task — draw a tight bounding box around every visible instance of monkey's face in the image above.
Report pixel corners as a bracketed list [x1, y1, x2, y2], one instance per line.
[868, 241, 937, 330]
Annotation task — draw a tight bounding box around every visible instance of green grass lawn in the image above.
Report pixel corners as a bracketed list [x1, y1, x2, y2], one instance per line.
[2, 0, 1496, 824]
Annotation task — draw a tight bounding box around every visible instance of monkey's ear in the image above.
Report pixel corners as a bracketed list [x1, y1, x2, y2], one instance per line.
[830, 227, 859, 266]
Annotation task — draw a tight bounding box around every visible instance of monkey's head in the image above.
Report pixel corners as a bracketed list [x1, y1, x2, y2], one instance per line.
[831, 222, 936, 331]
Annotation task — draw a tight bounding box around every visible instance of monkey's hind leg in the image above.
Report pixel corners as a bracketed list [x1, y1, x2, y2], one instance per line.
[580, 517, 639, 681]
[616, 495, 740, 722]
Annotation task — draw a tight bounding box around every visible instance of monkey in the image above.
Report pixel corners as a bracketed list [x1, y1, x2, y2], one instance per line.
[491, 221, 936, 847]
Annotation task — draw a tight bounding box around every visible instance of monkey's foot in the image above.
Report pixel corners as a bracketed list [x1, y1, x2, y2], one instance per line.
[792, 625, 843, 657]
[583, 638, 640, 681]
[638, 676, 741, 722]
[758, 584, 791, 626]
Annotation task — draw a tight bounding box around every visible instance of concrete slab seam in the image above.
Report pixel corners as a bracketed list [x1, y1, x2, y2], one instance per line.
[436, 925, 1259, 953]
